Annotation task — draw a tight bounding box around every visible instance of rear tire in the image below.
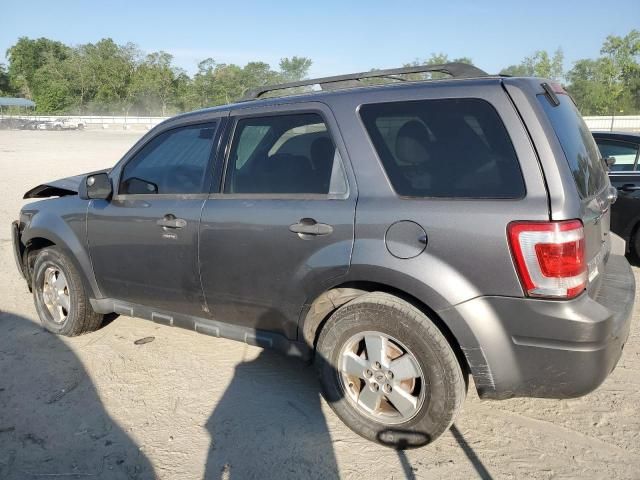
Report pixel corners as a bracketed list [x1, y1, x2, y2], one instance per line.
[315, 292, 466, 449]
[32, 247, 103, 336]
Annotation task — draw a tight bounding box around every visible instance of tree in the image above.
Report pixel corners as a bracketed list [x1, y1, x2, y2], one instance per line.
[81, 39, 141, 114]
[6, 37, 71, 111]
[278, 56, 312, 82]
[500, 48, 564, 80]
[566, 30, 639, 115]
[0, 64, 13, 95]
[132, 51, 181, 115]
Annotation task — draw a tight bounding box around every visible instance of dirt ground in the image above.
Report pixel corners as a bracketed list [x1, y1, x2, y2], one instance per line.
[0, 130, 639, 480]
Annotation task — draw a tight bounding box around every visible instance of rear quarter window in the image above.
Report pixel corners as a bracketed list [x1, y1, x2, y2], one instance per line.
[359, 98, 525, 198]
[538, 95, 608, 198]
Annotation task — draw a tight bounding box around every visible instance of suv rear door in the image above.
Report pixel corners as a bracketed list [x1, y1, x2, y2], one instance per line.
[199, 102, 356, 339]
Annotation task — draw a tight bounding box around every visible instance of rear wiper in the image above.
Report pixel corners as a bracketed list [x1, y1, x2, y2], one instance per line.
[541, 82, 560, 107]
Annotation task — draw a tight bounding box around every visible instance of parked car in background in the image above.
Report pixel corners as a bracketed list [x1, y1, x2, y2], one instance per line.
[593, 132, 640, 257]
[12, 65, 635, 449]
[0, 117, 24, 130]
[0, 118, 42, 130]
[39, 117, 85, 130]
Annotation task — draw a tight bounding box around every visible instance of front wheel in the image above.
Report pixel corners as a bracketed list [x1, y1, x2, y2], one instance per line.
[315, 292, 466, 448]
[32, 247, 103, 336]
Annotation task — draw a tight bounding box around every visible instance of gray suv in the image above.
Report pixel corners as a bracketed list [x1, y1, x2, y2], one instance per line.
[11, 63, 636, 448]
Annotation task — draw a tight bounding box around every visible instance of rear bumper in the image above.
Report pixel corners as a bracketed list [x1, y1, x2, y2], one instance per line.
[12, 220, 26, 279]
[443, 253, 635, 399]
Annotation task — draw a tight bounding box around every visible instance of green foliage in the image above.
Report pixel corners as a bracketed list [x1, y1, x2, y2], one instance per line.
[0, 63, 14, 95]
[3, 31, 639, 115]
[3, 36, 313, 115]
[279, 56, 313, 82]
[500, 48, 564, 80]
[566, 30, 639, 115]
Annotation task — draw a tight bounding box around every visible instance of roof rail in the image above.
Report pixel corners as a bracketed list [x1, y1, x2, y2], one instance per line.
[241, 62, 488, 101]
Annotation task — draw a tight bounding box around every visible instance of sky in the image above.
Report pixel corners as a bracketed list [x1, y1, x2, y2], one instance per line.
[1, 0, 639, 78]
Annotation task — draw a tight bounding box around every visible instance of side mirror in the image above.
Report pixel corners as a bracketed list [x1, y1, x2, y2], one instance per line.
[603, 156, 616, 168]
[79, 172, 112, 200]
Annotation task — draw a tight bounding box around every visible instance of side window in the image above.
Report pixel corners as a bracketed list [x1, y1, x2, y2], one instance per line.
[224, 113, 347, 195]
[120, 123, 216, 195]
[359, 98, 525, 198]
[596, 139, 639, 172]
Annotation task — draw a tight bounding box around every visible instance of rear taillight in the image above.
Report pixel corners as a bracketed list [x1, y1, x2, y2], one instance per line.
[507, 220, 586, 299]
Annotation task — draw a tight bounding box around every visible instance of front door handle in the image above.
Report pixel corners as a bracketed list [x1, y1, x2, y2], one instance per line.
[157, 215, 187, 229]
[619, 184, 640, 192]
[289, 218, 334, 237]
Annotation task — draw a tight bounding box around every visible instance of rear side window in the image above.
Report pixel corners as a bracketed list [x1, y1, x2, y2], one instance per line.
[538, 95, 608, 197]
[359, 98, 525, 198]
[595, 139, 639, 172]
[224, 113, 347, 195]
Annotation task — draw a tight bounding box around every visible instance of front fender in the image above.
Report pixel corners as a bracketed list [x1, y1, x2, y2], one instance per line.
[21, 198, 102, 299]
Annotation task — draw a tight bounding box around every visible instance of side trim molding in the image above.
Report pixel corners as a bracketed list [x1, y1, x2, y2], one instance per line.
[90, 298, 310, 359]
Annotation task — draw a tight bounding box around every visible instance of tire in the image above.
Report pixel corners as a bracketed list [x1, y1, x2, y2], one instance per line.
[632, 228, 640, 261]
[32, 247, 103, 336]
[315, 292, 466, 449]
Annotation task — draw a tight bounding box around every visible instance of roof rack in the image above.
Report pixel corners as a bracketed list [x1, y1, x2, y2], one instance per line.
[241, 62, 488, 101]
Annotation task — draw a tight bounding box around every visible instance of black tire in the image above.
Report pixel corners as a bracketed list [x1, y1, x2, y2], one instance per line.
[32, 247, 103, 336]
[315, 292, 466, 449]
[632, 228, 640, 261]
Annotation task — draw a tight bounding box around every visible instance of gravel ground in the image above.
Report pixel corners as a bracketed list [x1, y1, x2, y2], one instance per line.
[0, 130, 639, 479]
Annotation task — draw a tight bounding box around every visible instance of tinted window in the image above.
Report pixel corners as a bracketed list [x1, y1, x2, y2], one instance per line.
[538, 95, 608, 197]
[224, 113, 347, 195]
[595, 139, 639, 172]
[120, 123, 216, 195]
[359, 98, 525, 198]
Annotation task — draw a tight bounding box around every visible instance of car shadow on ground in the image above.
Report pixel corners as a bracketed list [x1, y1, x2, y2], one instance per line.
[203, 347, 339, 479]
[0, 309, 494, 480]
[0, 311, 154, 480]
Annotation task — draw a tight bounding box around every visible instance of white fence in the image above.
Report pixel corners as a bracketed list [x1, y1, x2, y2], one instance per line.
[583, 115, 640, 132]
[2, 114, 640, 132]
[2, 115, 167, 129]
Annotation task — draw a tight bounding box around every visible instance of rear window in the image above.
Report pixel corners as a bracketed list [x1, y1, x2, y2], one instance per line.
[538, 94, 608, 198]
[359, 98, 525, 198]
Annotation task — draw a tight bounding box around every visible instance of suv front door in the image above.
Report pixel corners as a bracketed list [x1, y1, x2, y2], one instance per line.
[87, 121, 221, 316]
[199, 103, 356, 339]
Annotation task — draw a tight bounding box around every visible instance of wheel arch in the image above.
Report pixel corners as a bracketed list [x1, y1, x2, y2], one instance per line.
[300, 280, 471, 381]
[22, 217, 101, 299]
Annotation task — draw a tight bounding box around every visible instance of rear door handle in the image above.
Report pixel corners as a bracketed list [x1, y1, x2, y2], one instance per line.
[289, 218, 334, 236]
[619, 184, 640, 192]
[157, 215, 187, 229]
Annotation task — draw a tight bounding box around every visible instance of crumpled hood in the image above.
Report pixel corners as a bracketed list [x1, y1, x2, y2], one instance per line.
[23, 169, 110, 199]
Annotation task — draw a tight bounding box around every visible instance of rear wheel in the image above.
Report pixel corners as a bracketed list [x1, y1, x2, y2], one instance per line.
[32, 247, 103, 336]
[315, 292, 466, 448]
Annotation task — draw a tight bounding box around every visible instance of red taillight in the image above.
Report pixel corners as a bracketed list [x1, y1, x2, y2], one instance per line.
[508, 220, 587, 299]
